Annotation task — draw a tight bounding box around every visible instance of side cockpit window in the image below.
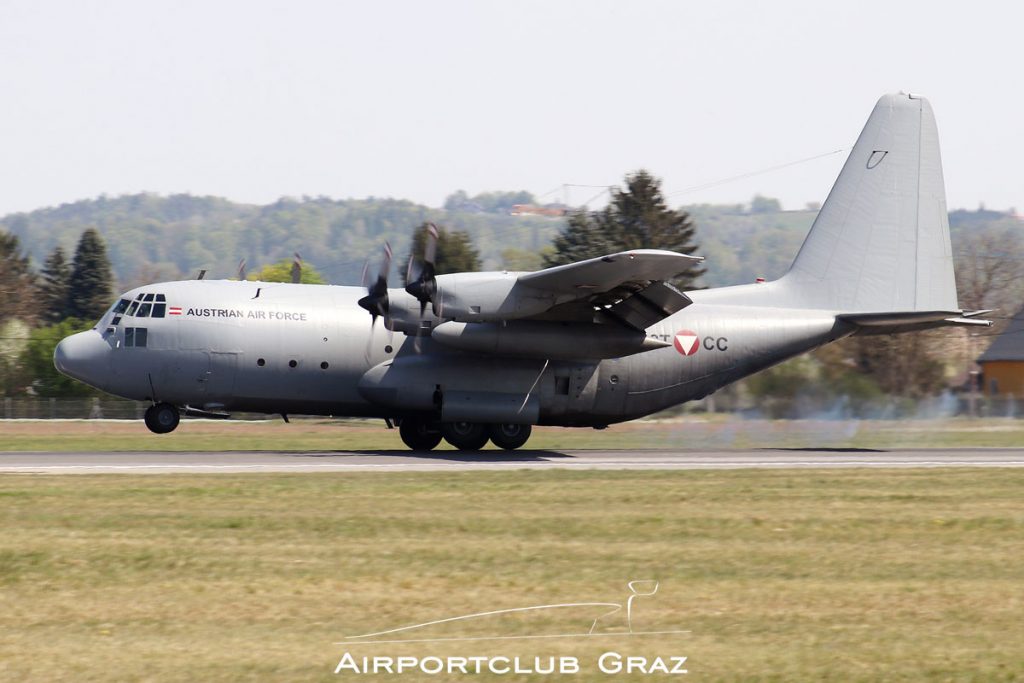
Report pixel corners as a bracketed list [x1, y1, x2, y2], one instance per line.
[124, 327, 148, 348]
[113, 299, 130, 315]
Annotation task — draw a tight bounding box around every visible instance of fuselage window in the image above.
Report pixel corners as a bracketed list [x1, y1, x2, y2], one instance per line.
[138, 303, 152, 317]
[143, 293, 155, 302]
[152, 303, 166, 318]
[127, 301, 140, 316]
[113, 299, 130, 314]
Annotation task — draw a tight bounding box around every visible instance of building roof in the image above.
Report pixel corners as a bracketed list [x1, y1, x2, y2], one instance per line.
[978, 306, 1024, 362]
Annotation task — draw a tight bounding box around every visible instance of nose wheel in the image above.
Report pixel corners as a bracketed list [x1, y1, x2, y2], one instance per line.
[144, 402, 180, 434]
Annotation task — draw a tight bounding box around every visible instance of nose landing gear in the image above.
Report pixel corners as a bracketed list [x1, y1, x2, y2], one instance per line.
[144, 402, 180, 434]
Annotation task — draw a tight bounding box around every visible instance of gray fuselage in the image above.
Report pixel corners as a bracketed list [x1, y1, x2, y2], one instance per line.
[55, 278, 851, 426]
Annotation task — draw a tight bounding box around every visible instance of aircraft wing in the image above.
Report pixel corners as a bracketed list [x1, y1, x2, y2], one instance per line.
[518, 249, 702, 330]
[518, 249, 701, 295]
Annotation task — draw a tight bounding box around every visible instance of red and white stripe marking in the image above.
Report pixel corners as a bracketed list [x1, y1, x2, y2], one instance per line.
[169, 306, 182, 316]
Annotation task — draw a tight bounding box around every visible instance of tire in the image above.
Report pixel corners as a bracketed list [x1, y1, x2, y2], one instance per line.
[399, 418, 442, 451]
[441, 421, 489, 451]
[488, 423, 532, 450]
[144, 403, 180, 434]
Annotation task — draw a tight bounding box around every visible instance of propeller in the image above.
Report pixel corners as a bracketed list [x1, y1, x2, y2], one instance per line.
[405, 222, 440, 317]
[236, 258, 247, 281]
[357, 242, 393, 325]
[290, 252, 302, 284]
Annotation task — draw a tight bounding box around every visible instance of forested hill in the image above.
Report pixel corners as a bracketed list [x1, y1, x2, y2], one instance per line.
[2, 192, 1020, 291]
[0, 193, 560, 289]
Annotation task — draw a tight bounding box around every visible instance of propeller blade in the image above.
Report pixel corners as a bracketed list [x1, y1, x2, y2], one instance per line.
[357, 242, 392, 321]
[423, 222, 438, 266]
[405, 224, 439, 317]
[236, 258, 247, 281]
[291, 252, 302, 284]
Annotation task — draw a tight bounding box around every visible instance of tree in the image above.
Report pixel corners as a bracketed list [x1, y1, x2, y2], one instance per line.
[0, 231, 36, 324]
[248, 258, 327, 284]
[67, 228, 115, 321]
[20, 318, 96, 397]
[954, 227, 1024, 312]
[544, 170, 704, 289]
[39, 246, 71, 323]
[403, 223, 482, 283]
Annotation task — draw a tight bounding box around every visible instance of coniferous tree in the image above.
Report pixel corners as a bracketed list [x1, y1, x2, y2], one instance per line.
[67, 228, 114, 321]
[403, 223, 482, 283]
[0, 231, 36, 323]
[39, 246, 71, 322]
[545, 170, 704, 289]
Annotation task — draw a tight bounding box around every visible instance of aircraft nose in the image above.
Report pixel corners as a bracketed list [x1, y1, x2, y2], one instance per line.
[54, 331, 109, 388]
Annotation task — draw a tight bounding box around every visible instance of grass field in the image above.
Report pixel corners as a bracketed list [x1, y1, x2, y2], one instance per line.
[3, 415, 1024, 452]
[2, 469, 1023, 681]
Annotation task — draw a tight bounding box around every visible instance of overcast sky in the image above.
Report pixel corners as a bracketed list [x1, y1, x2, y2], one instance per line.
[1, 0, 1021, 216]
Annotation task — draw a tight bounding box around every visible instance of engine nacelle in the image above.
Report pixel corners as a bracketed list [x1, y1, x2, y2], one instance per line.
[431, 320, 669, 360]
[385, 272, 563, 335]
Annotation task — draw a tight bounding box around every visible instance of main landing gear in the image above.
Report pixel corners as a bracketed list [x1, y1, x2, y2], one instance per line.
[144, 402, 180, 434]
[398, 418, 532, 452]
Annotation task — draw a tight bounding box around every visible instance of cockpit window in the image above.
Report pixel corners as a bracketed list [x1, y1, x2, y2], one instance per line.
[122, 293, 169, 317]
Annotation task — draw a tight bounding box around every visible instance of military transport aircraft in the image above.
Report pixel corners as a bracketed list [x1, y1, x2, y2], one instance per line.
[54, 93, 990, 451]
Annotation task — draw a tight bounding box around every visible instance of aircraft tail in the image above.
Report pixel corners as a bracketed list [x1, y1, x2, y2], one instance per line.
[780, 92, 959, 313]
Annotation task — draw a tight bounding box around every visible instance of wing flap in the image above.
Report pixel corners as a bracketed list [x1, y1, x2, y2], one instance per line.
[599, 281, 693, 330]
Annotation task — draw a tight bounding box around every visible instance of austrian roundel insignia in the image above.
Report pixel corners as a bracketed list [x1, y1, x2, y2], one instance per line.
[673, 330, 700, 356]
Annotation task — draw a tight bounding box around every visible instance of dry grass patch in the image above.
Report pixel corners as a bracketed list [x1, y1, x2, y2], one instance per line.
[1, 469, 1023, 680]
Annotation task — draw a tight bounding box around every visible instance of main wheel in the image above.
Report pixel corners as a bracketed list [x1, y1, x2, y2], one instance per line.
[144, 402, 180, 434]
[488, 423, 532, 450]
[441, 421, 489, 451]
[399, 418, 443, 451]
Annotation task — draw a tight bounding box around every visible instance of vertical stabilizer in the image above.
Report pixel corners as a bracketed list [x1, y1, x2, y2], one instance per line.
[781, 93, 958, 313]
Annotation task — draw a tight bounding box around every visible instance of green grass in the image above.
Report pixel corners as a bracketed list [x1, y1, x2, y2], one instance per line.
[1, 469, 1023, 681]
[3, 416, 1024, 452]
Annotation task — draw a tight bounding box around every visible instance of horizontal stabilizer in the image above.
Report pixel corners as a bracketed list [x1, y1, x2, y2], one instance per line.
[839, 309, 992, 334]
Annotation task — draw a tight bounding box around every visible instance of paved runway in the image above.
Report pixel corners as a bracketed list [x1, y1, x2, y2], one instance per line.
[2, 449, 1024, 473]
